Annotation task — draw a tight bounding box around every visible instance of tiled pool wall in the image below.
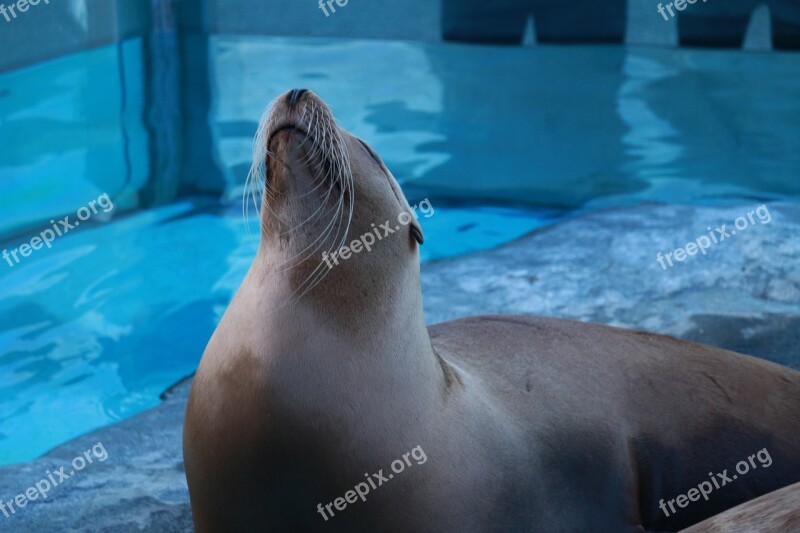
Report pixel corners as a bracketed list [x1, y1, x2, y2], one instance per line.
[0, 0, 796, 242]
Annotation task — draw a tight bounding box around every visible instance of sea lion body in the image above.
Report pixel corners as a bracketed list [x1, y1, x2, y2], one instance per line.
[430, 316, 800, 532]
[183, 90, 800, 532]
[186, 312, 800, 532]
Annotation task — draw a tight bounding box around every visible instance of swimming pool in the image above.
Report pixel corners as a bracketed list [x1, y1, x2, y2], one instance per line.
[0, 36, 798, 465]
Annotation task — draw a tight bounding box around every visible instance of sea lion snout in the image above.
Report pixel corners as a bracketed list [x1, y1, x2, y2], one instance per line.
[266, 90, 319, 149]
[247, 91, 423, 301]
[287, 88, 309, 108]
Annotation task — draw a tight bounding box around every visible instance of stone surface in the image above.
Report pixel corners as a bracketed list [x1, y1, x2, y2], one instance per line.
[0, 377, 194, 532]
[423, 202, 800, 370]
[1, 202, 797, 531]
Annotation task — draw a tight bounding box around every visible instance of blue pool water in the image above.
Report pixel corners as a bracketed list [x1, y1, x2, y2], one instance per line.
[1, 37, 799, 465]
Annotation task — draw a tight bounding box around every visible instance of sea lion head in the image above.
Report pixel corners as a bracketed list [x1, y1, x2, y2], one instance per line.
[247, 90, 425, 309]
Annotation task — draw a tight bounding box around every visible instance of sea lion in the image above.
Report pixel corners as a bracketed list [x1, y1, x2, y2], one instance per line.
[183, 89, 800, 532]
[681, 480, 800, 532]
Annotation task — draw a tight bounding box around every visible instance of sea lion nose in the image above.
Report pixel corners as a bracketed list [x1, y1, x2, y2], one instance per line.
[287, 89, 309, 108]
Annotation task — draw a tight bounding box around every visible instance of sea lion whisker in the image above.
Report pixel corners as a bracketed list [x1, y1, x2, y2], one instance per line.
[269, 151, 341, 258]
[242, 171, 253, 236]
[282, 227, 344, 301]
[290, 168, 350, 274]
[300, 104, 323, 166]
[288, 192, 350, 300]
[289, 218, 344, 298]
[291, 253, 336, 301]
[276, 184, 345, 273]
[258, 151, 298, 231]
[301, 108, 344, 202]
[248, 93, 356, 291]
[289, 185, 346, 270]
[302, 103, 323, 163]
[244, 100, 279, 236]
[292, 163, 335, 200]
[301, 107, 317, 152]
[277, 169, 339, 238]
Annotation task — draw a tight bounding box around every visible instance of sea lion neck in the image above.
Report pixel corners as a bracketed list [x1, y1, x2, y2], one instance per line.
[254, 248, 446, 398]
[290, 255, 433, 355]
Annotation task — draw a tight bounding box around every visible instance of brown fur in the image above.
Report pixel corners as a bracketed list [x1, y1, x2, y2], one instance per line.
[184, 91, 800, 532]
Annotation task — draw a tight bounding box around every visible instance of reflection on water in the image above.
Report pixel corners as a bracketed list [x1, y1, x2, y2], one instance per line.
[0, 36, 799, 465]
[0, 201, 244, 464]
[2, 36, 798, 236]
[608, 47, 800, 209]
[211, 37, 800, 209]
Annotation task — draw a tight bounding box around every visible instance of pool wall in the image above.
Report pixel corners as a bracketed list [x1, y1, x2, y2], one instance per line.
[0, 0, 788, 241]
[0, 0, 786, 74]
[0, 0, 225, 240]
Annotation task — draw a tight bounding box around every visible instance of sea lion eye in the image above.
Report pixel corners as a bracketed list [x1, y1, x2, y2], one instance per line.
[357, 138, 382, 165]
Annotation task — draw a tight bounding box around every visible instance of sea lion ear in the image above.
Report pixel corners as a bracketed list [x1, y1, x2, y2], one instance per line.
[382, 166, 424, 247]
[410, 223, 424, 245]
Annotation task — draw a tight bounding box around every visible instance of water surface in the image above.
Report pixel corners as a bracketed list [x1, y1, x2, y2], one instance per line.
[0, 37, 798, 465]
